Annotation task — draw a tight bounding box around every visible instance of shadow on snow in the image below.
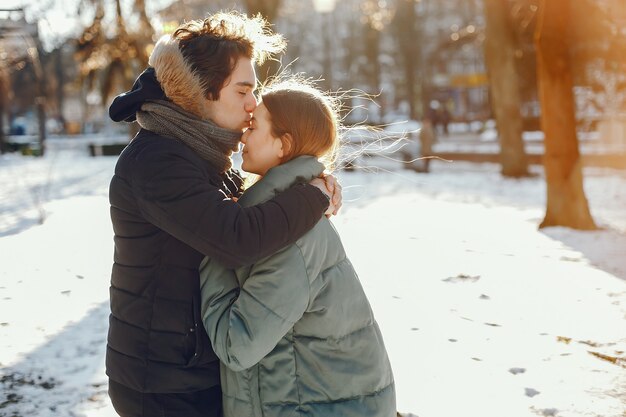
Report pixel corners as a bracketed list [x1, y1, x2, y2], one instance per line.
[0, 302, 110, 416]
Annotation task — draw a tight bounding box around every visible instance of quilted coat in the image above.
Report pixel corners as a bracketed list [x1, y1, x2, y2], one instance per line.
[199, 156, 396, 417]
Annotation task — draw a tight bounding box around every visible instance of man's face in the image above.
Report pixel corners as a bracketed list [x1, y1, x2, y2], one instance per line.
[204, 56, 257, 132]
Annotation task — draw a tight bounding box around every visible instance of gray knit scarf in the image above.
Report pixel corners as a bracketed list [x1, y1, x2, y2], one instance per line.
[136, 100, 242, 172]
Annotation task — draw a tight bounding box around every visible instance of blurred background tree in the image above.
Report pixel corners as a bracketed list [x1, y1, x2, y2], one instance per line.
[244, 0, 281, 22]
[0, 7, 47, 155]
[243, 0, 282, 83]
[2, 0, 625, 230]
[74, 0, 154, 135]
[535, 0, 625, 229]
[391, 0, 421, 121]
[0, 65, 9, 153]
[483, 0, 529, 177]
[535, 0, 595, 230]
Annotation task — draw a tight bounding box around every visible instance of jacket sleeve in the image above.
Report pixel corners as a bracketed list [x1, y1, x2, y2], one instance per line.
[131, 149, 328, 268]
[199, 246, 310, 372]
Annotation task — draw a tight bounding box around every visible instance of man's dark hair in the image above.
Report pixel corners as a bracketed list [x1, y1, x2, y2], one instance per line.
[172, 11, 285, 100]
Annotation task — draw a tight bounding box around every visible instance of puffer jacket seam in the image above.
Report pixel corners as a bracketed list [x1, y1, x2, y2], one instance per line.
[122, 163, 157, 391]
[108, 315, 146, 332]
[239, 287, 299, 324]
[292, 241, 313, 306]
[110, 283, 149, 298]
[109, 345, 214, 369]
[142, 261, 162, 390]
[135, 173, 163, 389]
[289, 331, 304, 413]
[221, 391, 248, 400]
[111, 261, 154, 269]
[135, 182, 230, 259]
[125, 143, 178, 390]
[262, 382, 395, 407]
[290, 242, 312, 413]
[109, 203, 136, 217]
[304, 255, 349, 306]
[107, 345, 144, 361]
[294, 322, 376, 343]
[239, 243, 311, 325]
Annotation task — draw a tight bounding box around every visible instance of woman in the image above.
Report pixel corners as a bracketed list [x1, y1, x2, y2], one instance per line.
[199, 81, 396, 417]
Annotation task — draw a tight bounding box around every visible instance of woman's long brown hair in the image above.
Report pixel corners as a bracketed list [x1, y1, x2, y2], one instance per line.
[261, 83, 339, 170]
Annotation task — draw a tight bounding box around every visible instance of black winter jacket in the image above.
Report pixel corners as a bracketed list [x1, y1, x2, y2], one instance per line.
[106, 69, 329, 394]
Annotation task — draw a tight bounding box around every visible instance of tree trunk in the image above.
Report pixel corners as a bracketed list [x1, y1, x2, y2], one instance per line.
[0, 100, 5, 154]
[54, 48, 65, 130]
[393, 0, 419, 120]
[34, 41, 46, 156]
[244, 0, 281, 22]
[0, 69, 7, 154]
[483, 0, 529, 177]
[321, 14, 333, 91]
[244, 0, 282, 83]
[535, 0, 596, 230]
[364, 22, 382, 120]
[36, 95, 46, 155]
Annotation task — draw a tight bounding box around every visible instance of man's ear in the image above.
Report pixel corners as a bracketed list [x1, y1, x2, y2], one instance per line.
[279, 133, 293, 159]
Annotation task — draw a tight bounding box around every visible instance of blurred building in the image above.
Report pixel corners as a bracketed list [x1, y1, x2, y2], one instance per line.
[276, 0, 490, 124]
[121, 0, 626, 136]
[0, 8, 42, 137]
[152, 0, 491, 124]
[0, 9, 38, 54]
[420, 0, 488, 123]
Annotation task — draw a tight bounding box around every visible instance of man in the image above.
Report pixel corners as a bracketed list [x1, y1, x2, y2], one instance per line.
[106, 12, 340, 417]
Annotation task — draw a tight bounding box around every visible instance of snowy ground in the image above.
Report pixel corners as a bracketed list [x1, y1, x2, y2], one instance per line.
[0, 136, 625, 417]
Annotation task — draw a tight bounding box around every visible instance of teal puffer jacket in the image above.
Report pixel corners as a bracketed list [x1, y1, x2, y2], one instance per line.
[199, 156, 396, 417]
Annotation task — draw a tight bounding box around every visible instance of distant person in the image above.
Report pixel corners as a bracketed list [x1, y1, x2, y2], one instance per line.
[419, 117, 436, 173]
[440, 104, 451, 136]
[199, 81, 396, 417]
[10, 119, 25, 135]
[427, 102, 439, 138]
[105, 12, 341, 417]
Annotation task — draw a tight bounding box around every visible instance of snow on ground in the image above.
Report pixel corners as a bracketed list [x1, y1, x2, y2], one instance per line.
[0, 136, 625, 417]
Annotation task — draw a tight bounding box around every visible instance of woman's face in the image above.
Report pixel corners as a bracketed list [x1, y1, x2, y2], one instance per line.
[240, 103, 284, 176]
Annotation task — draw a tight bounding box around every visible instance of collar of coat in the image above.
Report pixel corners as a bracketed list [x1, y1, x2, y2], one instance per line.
[238, 156, 325, 208]
[149, 34, 211, 120]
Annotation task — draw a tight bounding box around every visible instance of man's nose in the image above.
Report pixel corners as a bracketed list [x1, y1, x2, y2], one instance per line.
[244, 94, 257, 113]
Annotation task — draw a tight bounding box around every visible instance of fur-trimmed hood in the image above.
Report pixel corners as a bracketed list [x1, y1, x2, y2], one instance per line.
[148, 35, 210, 119]
[109, 35, 209, 123]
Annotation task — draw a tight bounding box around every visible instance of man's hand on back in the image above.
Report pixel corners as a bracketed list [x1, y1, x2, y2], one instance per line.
[309, 174, 342, 217]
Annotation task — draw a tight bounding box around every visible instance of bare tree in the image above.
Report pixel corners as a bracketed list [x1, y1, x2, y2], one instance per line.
[0, 66, 8, 153]
[510, 0, 541, 130]
[363, 18, 381, 98]
[75, 0, 154, 112]
[244, 0, 281, 22]
[28, 39, 47, 155]
[484, 0, 529, 177]
[359, 0, 393, 121]
[534, 0, 596, 229]
[391, 0, 420, 120]
[0, 8, 47, 154]
[243, 0, 282, 82]
[571, 1, 626, 141]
